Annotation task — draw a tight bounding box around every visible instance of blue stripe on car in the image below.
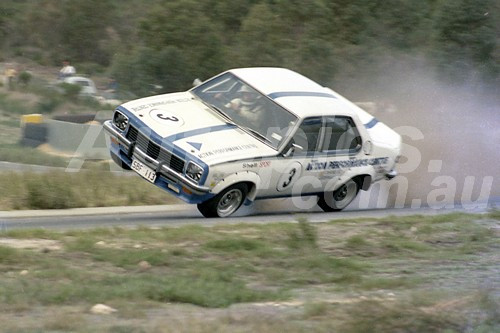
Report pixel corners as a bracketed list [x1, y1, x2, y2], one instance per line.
[364, 118, 379, 129]
[165, 123, 237, 142]
[268, 91, 337, 100]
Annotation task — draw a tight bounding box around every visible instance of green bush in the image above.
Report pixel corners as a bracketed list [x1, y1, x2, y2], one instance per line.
[25, 174, 81, 209]
[58, 82, 82, 101]
[77, 62, 105, 76]
[17, 71, 32, 86]
[37, 95, 63, 113]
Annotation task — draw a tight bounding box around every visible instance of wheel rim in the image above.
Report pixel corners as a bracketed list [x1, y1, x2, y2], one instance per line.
[333, 181, 357, 209]
[217, 189, 243, 217]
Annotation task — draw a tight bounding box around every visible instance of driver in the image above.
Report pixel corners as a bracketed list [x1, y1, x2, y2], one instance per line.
[226, 85, 264, 126]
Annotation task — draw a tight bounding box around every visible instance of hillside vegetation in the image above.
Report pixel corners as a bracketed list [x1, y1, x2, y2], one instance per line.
[1, 0, 498, 98]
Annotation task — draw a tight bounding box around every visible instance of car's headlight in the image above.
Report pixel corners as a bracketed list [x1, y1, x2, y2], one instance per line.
[185, 162, 203, 183]
[113, 111, 129, 131]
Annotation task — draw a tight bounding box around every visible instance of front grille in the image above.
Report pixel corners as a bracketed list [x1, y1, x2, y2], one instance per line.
[165, 153, 185, 173]
[126, 125, 185, 173]
[136, 131, 160, 159]
[126, 126, 138, 142]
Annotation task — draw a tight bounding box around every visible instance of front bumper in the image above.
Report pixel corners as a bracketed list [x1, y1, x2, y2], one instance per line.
[385, 169, 397, 180]
[103, 121, 212, 203]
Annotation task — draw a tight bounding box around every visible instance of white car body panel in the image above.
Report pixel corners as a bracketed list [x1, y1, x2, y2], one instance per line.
[174, 130, 276, 165]
[121, 92, 223, 138]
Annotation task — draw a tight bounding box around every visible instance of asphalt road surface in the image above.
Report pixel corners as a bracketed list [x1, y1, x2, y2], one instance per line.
[1, 197, 496, 231]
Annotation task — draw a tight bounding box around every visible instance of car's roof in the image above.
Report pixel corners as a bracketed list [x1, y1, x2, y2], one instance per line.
[228, 67, 356, 118]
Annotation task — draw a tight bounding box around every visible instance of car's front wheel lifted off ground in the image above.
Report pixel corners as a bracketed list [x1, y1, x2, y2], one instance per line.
[317, 179, 359, 212]
[197, 183, 248, 218]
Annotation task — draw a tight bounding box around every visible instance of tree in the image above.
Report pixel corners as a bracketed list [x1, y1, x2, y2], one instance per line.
[57, 0, 115, 65]
[111, 46, 192, 97]
[432, 0, 498, 82]
[233, 2, 291, 67]
[138, 0, 226, 80]
[367, 0, 433, 49]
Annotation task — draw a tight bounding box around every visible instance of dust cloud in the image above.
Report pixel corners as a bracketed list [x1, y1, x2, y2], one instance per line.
[342, 61, 499, 209]
[255, 61, 499, 212]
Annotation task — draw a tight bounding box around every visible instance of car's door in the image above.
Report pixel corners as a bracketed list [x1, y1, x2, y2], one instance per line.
[257, 117, 324, 197]
[311, 115, 363, 191]
[257, 115, 364, 198]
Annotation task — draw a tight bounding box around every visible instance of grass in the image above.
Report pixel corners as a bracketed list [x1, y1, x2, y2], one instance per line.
[487, 209, 500, 220]
[339, 300, 463, 333]
[359, 276, 422, 290]
[1, 76, 114, 115]
[149, 271, 277, 308]
[0, 143, 121, 169]
[329, 212, 499, 259]
[286, 216, 318, 249]
[302, 301, 329, 318]
[0, 169, 180, 210]
[0, 245, 22, 264]
[0, 213, 498, 331]
[0, 92, 33, 114]
[0, 143, 68, 167]
[0, 117, 20, 127]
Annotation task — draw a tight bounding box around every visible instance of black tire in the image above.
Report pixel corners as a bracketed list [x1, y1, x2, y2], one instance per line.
[318, 179, 359, 212]
[197, 183, 248, 218]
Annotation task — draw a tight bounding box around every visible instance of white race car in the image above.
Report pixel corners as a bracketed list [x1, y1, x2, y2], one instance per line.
[104, 68, 401, 217]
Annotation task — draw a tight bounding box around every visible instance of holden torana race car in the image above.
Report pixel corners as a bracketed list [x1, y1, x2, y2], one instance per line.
[104, 68, 401, 217]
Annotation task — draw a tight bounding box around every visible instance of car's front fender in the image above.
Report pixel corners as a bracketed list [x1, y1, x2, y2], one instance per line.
[210, 170, 261, 201]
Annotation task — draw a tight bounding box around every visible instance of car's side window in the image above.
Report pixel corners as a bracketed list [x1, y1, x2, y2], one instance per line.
[321, 116, 361, 153]
[291, 117, 322, 154]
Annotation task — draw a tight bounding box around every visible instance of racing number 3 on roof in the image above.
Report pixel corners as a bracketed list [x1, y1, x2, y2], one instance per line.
[104, 68, 402, 217]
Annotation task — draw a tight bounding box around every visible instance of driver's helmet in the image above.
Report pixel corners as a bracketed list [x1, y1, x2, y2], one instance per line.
[239, 85, 258, 106]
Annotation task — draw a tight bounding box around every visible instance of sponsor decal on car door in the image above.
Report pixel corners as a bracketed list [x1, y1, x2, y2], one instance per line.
[305, 115, 364, 192]
[267, 115, 366, 197]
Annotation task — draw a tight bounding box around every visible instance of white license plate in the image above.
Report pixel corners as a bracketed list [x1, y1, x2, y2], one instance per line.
[131, 159, 157, 183]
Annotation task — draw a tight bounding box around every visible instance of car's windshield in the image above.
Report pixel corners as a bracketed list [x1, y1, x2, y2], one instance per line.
[190, 73, 298, 150]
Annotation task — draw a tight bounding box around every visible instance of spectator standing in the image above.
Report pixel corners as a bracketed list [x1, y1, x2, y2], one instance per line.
[5, 66, 17, 90]
[106, 77, 118, 93]
[59, 60, 76, 79]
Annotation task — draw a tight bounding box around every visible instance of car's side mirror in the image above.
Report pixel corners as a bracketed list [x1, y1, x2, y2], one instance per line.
[362, 140, 372, 155]
[284, 143, 303, 158]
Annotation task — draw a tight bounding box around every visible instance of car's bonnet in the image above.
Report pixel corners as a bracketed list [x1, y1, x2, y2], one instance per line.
[121, 92, 277, 164]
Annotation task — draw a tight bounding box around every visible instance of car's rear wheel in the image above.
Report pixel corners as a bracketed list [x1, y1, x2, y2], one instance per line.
[317, 179, 359, 212]
[197, 183, 248, 218]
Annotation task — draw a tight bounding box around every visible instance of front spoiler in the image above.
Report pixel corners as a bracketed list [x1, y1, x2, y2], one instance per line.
[103, 120, 211, 196]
